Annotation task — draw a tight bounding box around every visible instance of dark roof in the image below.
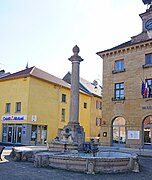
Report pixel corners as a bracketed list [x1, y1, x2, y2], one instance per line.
[96, 40, 131, 55]
[0, 66, 70, 88]
[0, 67, 101, 97]
[0, 67, 34, 80]
[0, 72, 11, 77]
[63, 72, 91, 94]
[63, 72, 102, 97]
[96, 37, 152, 55]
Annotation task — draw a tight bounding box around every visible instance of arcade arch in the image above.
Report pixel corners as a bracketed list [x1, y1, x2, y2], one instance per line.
[143, 115, 152, 148]
[112, 117, 126, 146]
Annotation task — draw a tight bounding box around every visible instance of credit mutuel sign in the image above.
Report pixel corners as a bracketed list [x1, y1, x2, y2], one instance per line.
[2, 115, 27, 121]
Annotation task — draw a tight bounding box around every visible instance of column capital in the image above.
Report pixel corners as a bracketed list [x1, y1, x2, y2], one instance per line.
[68, 45, 83, 63]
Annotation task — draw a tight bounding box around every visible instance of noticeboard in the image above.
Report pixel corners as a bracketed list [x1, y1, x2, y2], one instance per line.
[128, 131, 140, 140]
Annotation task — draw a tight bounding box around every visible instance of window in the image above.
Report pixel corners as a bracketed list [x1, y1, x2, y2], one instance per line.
[96, 118, 102, 126]
[96, 100, 102, 109]
[115, 59, 124, 71]
[31, 125, 37, 141]
[84, 102, 87, 109]
[145, 54, 152, 65]
[115, 83, 124, 100]
[16, 102, 21, 112]
[5, 103, 11, 113]
[143, 116, 152, 145]
[113, 117, 126, 145]
[62, 94, 66, 102]
[31, 125, 47, 144]
[144, 116, 152, 125]
[61, 108, 65, 121]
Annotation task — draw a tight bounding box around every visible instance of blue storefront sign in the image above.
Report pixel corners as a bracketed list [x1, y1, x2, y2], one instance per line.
[2, 115, 27, 121]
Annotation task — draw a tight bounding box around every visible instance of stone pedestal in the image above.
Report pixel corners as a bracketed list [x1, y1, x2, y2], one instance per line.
[60, 123, 85, 150]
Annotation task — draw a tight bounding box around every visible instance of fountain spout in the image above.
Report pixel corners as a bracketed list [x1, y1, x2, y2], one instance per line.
[83, 139, 99, 157]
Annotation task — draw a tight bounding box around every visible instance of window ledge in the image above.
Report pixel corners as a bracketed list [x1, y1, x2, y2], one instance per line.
[112, 69, 125, 74]
[144, 97, 152, 102]
[61, 101, 67, 103]
[143, 64, 152, 68]
[112, 97, 125, 101]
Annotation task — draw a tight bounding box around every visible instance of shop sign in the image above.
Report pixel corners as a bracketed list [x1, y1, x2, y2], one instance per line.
[2, 115, 27, 121]
[142, 106, 152, 110]
[31, 115, 37, 122]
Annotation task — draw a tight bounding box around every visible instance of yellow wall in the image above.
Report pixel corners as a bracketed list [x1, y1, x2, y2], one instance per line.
[28, 77, 59, 140]
[79, 93, 91, 141]
[0, 75, 102, 143]
[57, 91, 102, 142]
[90, 96, 102, 141]
[57, 91, 92, 141]
[58, 88, 70, 129]
[0, 77, 30, 141]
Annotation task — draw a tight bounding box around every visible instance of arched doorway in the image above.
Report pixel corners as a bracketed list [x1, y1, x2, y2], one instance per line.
[143, 115, 152, 149]
[112, 117, 126, 146]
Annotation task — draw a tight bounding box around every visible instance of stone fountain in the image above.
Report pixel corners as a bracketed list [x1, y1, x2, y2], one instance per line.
[34, 46, 140, 174]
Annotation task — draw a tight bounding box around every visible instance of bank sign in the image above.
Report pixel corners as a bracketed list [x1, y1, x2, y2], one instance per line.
[2, 115, 27, 121]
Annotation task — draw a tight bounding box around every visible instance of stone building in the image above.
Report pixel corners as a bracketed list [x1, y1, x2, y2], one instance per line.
[97, 7, 152, 149]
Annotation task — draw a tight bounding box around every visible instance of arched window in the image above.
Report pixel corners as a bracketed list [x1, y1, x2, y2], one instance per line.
[112, 117, 126, 146]
[143, 116, 152, 146]
[144, 116, 152, 125]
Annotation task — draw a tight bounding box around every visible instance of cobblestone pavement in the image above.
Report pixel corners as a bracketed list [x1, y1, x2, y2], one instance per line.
[0, 154, 152, 180]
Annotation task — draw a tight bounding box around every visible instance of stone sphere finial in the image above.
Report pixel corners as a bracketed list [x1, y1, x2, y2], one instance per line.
[69, 45, 83, 62]
[73, 45, 80, 55]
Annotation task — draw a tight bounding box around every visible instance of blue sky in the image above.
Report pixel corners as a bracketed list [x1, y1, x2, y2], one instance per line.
[0, 0, 146, 84]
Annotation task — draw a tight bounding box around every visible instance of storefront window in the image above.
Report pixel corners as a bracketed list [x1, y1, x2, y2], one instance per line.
[31, 125, 47, 144]
[2, 125, 7, 142]
[2, 124, 22, 144]
[144, 127, 151, 144]
[31, 125, 37, 141]
[41, 126, 47, 144]
[144, 116, 152, 146]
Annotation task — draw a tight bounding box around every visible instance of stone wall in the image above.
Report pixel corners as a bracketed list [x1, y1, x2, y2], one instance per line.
[99, 40, 152, 147]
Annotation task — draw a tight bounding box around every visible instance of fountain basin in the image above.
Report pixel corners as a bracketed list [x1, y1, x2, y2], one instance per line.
[34, 151, 139, 174]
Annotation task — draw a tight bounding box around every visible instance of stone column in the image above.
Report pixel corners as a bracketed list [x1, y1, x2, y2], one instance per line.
[68, 45, 83, 125]
[60, 45, 85, 148]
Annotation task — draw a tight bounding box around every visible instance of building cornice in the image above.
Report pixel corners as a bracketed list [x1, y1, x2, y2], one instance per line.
[97, 39, 152, 59]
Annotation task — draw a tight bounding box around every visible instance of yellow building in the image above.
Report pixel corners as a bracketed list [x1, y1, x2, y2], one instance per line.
[97, 7, 152, 149]
[0, 67, 102, 145]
